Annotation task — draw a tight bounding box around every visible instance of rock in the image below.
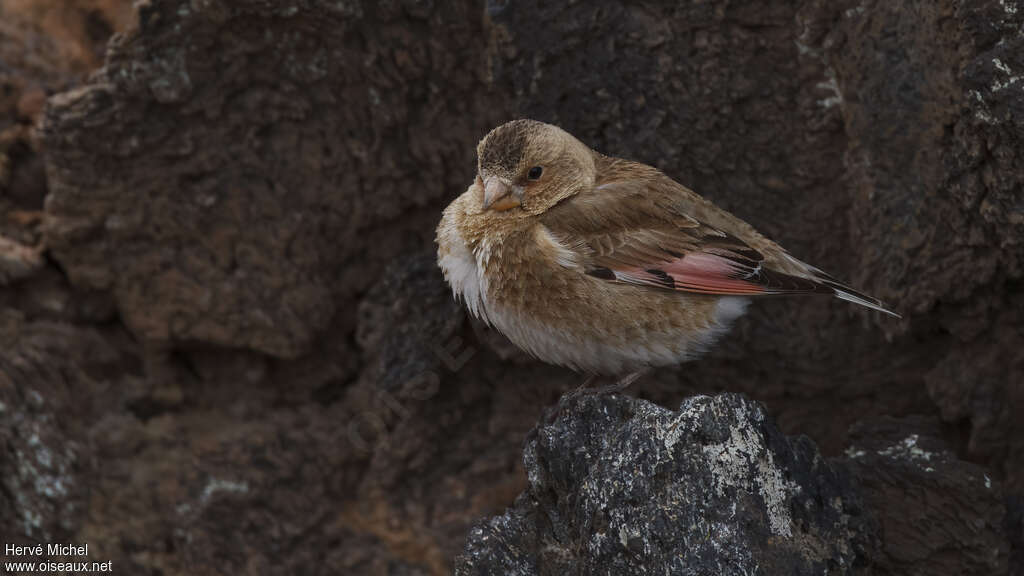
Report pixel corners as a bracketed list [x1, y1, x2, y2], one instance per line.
[0, 0, 133, 217]
[842, 415, 1009, 575]
[41, 0, 503, 358]
[821, 0, 1024, 503]
[458, 399, 1014, 575]
[0, 0, 132, 318]
[340, 252, 570, 571]
[0, 250, 567, 574]
[1009, 496, 1024, 576]
[0, 0, 134, 74]
[0, 311, 130, 543]
[0, 3, 136, 543]
[0, 234, 43, 284]
[457, 393, 873, 575]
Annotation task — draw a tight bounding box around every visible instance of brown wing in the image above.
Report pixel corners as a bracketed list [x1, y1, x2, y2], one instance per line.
[541, 169, 827, 295]
[540, 163, 899, 316]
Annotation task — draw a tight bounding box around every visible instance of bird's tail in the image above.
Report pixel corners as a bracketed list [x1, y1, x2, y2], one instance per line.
[823, 280, 901, 318]
[779, 253, 901, 318]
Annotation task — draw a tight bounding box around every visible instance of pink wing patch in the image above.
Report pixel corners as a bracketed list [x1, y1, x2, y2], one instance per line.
[614, 253, 767, 295]
[661, 253, 767, 294]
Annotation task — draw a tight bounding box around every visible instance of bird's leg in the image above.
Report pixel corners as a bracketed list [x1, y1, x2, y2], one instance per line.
[612, 369, 647, 392]
[557, 373, 599, 406]
[545, 373, 599, 426]
[587, 369, 649, 396]
[546, 370, 649, 425]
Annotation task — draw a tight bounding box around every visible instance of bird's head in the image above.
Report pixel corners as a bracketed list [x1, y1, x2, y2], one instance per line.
[474, 119, 596, 216]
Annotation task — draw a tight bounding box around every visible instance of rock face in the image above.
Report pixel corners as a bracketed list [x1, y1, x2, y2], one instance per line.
[0, 315, 115, 542]
[42, 0, 501, 358]
[0, 0, 132, 216]
[458, 393, 872, 575]
[842, 416, 1008, 575]
[0, 0, 1020, 574]
[458, 397, 1010, 576]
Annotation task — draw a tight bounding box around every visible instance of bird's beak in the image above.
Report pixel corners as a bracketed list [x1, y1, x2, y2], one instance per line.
[482, 176, 522, 211]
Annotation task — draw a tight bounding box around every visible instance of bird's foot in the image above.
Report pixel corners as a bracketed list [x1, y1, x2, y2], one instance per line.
[544, 370, 648, 426]
[548, 374, 598, 420]
[586, 370, 647, 396]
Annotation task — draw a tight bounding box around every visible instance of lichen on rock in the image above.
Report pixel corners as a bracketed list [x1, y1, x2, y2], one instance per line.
[458, 393, 871, 575]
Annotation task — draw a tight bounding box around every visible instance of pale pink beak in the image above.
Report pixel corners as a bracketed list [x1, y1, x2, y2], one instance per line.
[482, 176, 522, 211]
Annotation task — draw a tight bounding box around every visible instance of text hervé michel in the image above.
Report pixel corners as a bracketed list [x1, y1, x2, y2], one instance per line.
[4, 543, 112, 573]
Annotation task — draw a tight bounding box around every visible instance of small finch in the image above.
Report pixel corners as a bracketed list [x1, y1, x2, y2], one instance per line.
[436, 119, 898, 385]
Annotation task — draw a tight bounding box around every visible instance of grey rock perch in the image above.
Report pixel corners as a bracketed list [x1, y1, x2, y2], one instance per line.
[456, 392, 872, 575]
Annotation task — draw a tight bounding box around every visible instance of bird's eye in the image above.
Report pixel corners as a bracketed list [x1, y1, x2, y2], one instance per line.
[527, 166, 543, 180]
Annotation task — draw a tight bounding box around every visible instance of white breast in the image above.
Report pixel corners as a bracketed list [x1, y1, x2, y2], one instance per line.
[436, 208, 489, 324]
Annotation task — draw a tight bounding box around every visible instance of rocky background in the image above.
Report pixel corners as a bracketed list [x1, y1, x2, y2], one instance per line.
[0, 0, 1021, 574]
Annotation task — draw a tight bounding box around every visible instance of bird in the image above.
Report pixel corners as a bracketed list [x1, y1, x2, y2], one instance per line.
[436, 119, 898, 390]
